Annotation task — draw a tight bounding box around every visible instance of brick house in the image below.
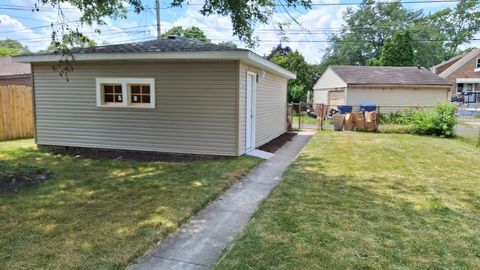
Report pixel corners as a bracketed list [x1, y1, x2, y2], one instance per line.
[432, 48, 480, 104]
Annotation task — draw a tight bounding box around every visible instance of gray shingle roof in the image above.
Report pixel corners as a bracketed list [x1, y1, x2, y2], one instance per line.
[27, 36, 247, 56]
[330, 65, 451, 86]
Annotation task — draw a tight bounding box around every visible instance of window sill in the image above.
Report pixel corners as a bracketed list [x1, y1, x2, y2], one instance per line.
[97, 104, 156, 109]
[474, 68, 480, 72]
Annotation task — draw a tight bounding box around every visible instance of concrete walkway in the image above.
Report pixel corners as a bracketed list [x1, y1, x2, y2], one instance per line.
[129, 131, 314, 270]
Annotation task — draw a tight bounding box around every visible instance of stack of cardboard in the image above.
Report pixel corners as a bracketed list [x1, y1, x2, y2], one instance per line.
[337, 111, 378, 132]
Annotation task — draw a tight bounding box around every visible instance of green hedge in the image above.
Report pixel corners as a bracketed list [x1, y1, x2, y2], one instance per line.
[379, 103, 457, 137]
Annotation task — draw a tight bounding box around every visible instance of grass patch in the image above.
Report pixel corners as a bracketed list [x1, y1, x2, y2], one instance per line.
[377, 124, 414, 134]
[0, 139, 260, 269]
[216, 131, 480, 269]
[292, 115, 319, 126]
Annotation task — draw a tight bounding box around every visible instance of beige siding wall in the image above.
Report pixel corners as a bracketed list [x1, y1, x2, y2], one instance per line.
[313, 89, 329, 104]
[313, 68, 347, 104]
[347, 86, 449, 110]
[33, 61, 239, 156]
[238, 63, 287, 154]
[313, 68, 347, 90]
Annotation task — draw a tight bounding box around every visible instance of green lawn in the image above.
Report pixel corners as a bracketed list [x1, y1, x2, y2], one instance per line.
[291, 115, 319, 126]
[216, 132, 480, 269]
[0, 139, 260, 269]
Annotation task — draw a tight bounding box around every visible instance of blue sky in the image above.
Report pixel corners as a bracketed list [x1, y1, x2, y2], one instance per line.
[0, 0, 471, 63]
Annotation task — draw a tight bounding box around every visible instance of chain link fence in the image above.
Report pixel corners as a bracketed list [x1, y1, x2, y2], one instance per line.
[286, 103, 480, 146]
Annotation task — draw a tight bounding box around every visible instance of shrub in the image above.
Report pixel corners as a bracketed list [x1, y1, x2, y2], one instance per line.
[379, 110, 414, 125]
[410, 103, 457, 137]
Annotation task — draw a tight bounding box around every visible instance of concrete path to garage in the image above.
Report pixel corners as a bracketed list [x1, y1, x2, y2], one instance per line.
[129, 131, 314, 270]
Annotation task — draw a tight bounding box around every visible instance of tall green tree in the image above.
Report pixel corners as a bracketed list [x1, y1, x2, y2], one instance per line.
[268, 45, 314, 103]
[324, 0, 422, 66]
[322, 0, 480, 68]
[427, 0, 480, 59]
[0, 39, 30, 56]
[368, 30, 415, 66]
[162, 26, 210, 43]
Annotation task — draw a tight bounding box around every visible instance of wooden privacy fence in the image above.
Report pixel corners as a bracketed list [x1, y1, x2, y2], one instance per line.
[0, 86, 34, 141]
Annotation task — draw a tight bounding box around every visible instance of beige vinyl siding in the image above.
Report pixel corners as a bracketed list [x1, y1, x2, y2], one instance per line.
[313, 68, 347, 104]
[33, 61, 239, 156]
[238, 64, 247, 154]
[238, 63, 287, 154]
[313, 67, 347, 89]
[347, 86, 449, 110]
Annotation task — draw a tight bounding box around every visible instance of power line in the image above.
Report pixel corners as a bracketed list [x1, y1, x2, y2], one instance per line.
[180, 0, 462, 7]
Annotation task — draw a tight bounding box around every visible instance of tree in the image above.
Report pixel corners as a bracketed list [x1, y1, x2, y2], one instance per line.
[322, 0, 480, 68]
[47, 32, 97, 51]
[368, 30, 415, 66]
[268, 45, 314, 103]
[266, 44, 292, 59]
[217, 41, 238, 48]
[162, 26, 210, 42]
[0, 39, 30, 56]
[323, 0, 422, 66]
[427, 0, 480, 59]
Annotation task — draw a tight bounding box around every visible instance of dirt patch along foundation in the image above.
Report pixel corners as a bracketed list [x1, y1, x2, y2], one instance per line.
[259, 132, 297, 153]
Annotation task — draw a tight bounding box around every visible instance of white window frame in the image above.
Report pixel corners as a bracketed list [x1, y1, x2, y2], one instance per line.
[475, 58, 480, 72]
[96, 78, 155, 109]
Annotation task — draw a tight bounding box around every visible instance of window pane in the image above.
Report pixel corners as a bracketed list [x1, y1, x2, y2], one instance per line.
[116, 94, 123, 102]
[131, 85, 141, 94]
[142, 95, 151, 103]
[477, 59, 480, 68]
[114, 85, 122, 94]
[103, 85, 113, 93]
[104, 94, 114, 102]
[131, 95, 141, 103]
[142, 85, 150, 94]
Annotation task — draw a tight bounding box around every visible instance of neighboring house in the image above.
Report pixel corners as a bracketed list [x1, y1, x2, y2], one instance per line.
[313, 65, 451, 108]
[13, 37, 296, 156]
[432, 48, 480, 104]
[0, 56, 32, 87]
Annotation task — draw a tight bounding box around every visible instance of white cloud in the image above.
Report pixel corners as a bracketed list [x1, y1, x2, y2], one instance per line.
[0, 14, 46, 51]
[1, 1, 348, 63]
[1, 0, 149, 49]
[159, 4, 347, 64]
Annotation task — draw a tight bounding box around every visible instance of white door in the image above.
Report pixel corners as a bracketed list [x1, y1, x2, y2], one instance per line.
[246, 72, 256, 152]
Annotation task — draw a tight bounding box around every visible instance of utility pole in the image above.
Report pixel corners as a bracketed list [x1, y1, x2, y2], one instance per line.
[155, 0, 161, 39]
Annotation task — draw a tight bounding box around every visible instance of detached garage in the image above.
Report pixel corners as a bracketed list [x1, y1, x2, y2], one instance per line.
[313, 65, 452, 108]
[13, 37, 296, 156]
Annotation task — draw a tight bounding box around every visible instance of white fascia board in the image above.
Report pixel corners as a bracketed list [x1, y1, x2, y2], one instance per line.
[245, 51, 296, 79]
[13, 50, 296, 80]
[456, 78, 480, 84]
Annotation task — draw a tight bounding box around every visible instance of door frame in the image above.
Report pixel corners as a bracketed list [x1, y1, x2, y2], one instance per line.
[246, 71, 257, 152]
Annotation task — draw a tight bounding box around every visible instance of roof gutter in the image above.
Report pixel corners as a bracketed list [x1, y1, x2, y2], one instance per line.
[13, 51, 296, 80]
